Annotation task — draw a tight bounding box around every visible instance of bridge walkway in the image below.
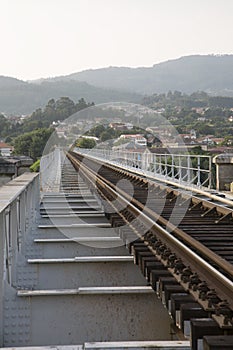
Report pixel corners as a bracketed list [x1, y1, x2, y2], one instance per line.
[0, 158, 187, 349]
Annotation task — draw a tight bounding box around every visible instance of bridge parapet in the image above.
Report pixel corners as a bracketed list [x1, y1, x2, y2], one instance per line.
[0, 156, 33, 186]
[0, 172, 39, 345]
[213, 153, 233, 191]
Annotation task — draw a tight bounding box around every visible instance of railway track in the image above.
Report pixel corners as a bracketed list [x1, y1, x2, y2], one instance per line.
[67, 150, 233, 340]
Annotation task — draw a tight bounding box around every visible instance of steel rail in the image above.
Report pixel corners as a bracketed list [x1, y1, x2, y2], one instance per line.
[69, 152, 233, 276]
[67, 152, 233, 309]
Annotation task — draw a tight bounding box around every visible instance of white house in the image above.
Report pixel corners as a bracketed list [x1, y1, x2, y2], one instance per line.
[119, 134, 147, 146]
[0, 142, 13, 157]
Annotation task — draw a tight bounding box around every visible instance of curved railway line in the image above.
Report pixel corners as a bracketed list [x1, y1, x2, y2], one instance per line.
[67, 150, 233, 333]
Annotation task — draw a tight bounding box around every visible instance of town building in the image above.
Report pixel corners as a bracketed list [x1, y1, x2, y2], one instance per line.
[0, 142, 14, 157]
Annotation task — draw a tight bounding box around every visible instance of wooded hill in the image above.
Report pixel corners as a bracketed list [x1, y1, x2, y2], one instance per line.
[39, 55, 233, 96]
[2, 55, 233, 114]
[0, 76, 140, 114]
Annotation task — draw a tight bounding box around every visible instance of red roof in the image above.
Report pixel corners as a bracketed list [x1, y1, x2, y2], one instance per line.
[0, 142, 13, 149]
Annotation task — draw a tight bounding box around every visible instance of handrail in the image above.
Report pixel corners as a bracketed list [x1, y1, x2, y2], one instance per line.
[0, 173, 40, 346]
[75, 148, 212, 189]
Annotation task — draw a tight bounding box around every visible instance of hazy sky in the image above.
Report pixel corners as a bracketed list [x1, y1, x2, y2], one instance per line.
[1, 0, 233, 80]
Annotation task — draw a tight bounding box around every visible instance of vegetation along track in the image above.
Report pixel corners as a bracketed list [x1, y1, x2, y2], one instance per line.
[67, 150, 233, 329]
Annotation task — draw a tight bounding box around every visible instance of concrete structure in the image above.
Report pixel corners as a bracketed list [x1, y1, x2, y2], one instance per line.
[0, 156, 33, 186]
[213, 153, 233, 190]
[0, 142, 13, 156]
[1, 341, 191, 349]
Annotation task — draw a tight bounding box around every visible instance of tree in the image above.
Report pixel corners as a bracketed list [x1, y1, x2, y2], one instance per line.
[75, 138, 96, 149]
[22, 120, 45, 133]
[31, 108, 43, 121]
[76, 98, 94, 111]
[55, 97, 76, 120]
[30, 159, 40, 172]
[44, 99, 56, 121]
[13, 128, 54, 160]
[0, 114, 11, 138]
[196, 124, 214, 136]
[220, 136, 233, 146]
[85, 124, 105, 138]
[29, 97, 94, 125]
[100, 130, 113, 142]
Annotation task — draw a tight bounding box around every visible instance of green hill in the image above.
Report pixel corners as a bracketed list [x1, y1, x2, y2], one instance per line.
[0, 77, 140, 114]
[43, 55, 233, 95]
[2, 54, 233, 114]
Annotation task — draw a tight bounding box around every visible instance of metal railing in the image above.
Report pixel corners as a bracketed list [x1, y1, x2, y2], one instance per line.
[75, 148, 212, 189]
[40, 148, 65, 192]
[0, 173, 39, 345]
